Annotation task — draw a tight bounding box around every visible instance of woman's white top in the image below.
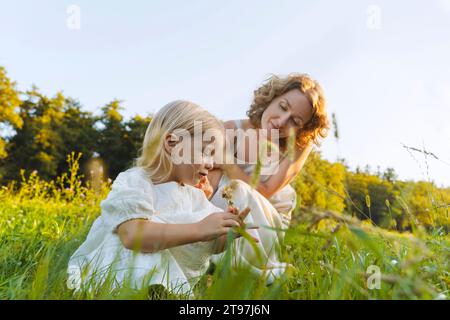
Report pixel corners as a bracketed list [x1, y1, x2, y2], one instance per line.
[67, 166, 221, 296]
[230, 119, 297, 221]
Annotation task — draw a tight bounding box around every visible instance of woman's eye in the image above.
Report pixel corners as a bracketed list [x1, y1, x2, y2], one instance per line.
[279, 102, 288, 111]
[293, 118, 303, 127]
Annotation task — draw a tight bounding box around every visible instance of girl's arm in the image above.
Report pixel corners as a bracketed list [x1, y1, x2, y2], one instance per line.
[117, 212, 242, 253]
[117, 220, 201, 253]
[224, 143, 313, 199]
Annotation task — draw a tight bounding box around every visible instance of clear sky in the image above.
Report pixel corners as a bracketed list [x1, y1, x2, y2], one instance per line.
[1, 0, 449, 187]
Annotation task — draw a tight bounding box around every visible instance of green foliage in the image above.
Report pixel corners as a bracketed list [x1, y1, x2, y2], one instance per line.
[2, 89, 72, 180]
[0, 68, 152, 183]
[396, 180, 450, 231]
[0, 67, 22, 160]
[290, 151, 450, 232]
[345, 172, 400, 226]
[292, 151, 347, 213]
[96, 101, 151, 179]
[0, 155, 448, 299]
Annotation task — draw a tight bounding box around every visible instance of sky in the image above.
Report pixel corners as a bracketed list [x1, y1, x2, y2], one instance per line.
[1, 0, 449, 187]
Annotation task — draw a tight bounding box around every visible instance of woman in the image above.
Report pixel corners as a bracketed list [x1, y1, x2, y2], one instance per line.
[204, 73, 329, 278]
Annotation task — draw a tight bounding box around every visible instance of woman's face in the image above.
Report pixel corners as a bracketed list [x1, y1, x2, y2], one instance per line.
[260, 89, 314, 139]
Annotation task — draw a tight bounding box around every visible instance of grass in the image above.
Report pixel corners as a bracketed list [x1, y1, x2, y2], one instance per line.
[0, 153, 449, 300]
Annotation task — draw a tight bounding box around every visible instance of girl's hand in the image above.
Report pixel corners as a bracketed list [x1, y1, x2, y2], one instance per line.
[194, 176, 214, 199]
[196, 212, 243, 242]
[196, 208, 258, 242]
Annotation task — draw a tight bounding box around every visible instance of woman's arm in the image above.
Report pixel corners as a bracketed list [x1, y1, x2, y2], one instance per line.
[224, 143, 313, 198]
[117, 212, 243, 253]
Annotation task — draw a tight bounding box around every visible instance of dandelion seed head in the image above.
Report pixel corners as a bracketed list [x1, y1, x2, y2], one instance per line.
[436, 293, 447, 300]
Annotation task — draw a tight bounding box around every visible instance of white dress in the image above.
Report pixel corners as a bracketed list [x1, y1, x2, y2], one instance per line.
[210, 177, 293, 283]
[67, 167, 222, 296]
[209, 120, 296, 281]
[229, 119, 297, 223]
[218, 163, 296, 228]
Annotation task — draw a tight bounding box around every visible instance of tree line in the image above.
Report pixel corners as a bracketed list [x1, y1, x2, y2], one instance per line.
[292, 151, 450, 231]
[0, 66, 151, 182]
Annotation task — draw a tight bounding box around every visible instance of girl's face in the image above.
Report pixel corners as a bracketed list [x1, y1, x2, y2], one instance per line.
[165, 130, 221, 186]
[175, 142, 215, 186]
[260, 89, 314, 139]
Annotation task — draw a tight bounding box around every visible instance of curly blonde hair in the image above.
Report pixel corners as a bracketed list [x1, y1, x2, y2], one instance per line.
[246, 73, 329, 150]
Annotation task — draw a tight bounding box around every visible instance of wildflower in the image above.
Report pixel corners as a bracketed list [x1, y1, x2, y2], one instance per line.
[221, 181, 238, 208]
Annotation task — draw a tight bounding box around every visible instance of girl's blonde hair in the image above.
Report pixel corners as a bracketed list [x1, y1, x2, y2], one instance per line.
[135, 100, 223, 184]
[247, 73, 329, 150]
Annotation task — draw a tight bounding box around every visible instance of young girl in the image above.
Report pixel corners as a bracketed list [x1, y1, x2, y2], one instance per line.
[204, 73, 329, 276]
[67, 100, 255, 296]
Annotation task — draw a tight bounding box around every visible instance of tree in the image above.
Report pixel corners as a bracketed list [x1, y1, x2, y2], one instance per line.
[2, 89, 65, 181]
[345, 171, 400, 227]
[55, 98, 99, 176]
[292, 151, 347, 213]
[0, 67, 22, 161]
[124, 114, 152, 161]
[382, 167, 398, 183]
[96, 101, 152, 180]
[96, 100, 135, 179]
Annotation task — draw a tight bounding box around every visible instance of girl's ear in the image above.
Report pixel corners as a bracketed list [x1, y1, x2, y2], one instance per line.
[163, 133, 179, 154]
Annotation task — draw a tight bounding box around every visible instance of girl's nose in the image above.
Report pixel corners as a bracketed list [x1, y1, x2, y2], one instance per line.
[204, 158, 214, 170]
[205, 163, 213, 171]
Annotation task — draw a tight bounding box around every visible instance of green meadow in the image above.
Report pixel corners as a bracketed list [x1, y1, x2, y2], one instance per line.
[1, 153, 448, 300]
